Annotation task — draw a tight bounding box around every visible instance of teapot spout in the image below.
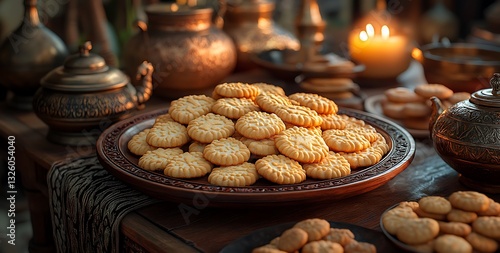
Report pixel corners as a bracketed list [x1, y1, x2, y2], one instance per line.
[135, 61, 154, 107]
[429, 96, 444, 138]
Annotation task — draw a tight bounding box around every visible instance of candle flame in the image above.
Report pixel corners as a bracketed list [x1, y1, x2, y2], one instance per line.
[359, 31, 368, 42]
[382, 25, 390, 39]
[366, 24, 374, 37]
[170, 3, 179, 12]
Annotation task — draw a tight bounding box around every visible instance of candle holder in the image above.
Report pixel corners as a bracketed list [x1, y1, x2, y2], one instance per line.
[348, 0, 412, 83]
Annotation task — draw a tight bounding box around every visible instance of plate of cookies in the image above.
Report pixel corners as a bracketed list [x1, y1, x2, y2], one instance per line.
[97, 82, 415, 207]
[220, 218, 398, 253]
[364, 84, 471, 139]
[380, 191, 500, 253]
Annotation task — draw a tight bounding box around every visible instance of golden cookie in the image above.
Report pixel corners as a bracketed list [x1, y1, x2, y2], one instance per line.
[382, 207, 419, 234]
[345, 124, 379, 143]
[438, 221, 471, 237]
[319, 113, 347, 131]
[187, 113, 235, 143]
[446, 208, 478, 223]
[188, 141, 207, 153]
[301, 240, 343, 253]
[472, 216, 500, 239]
[127, 129, 156, 155]
[154, 113, 175, 125]
[235, 111, 286, 140]
[168, 95, 216, 124]
[395, 218, 439, 245]
[414, 207, 447, 221]
[274, 104, 323, 127]
[240, 137, 280, 157]
[214, 82, 260, 99]
[138, 148, 184, 171]
[477, 199, 500, 216]
[293, 218, 330, 242]
[381, 99, 407, 120]
[466, 232, 499, 253]
[384, 87, 426, 103]
[344, 241, 377, 253]
[211, 97, 260, 119]
[449, 191, 490, 212]
[302, 151, 351, 179]
[402, 117, 430, 130]
[252, 245, 287, 253]
[322, 129, 371, 153]
[288, 93, 338, 114]
[410, 240, 435, 253]
[398, 201, 419, 211]
[255, 154, 306, 184]
[146, 122, 190, 148]
[414, 83, 453, 99]
[208, 162, 259, 187]
[203, 137, 250, 166]
[252, 82, 286, 96]
[338, 144, 384, 169]
[402, 102, 432, 118]
[275, 126, 329, 163]
[164, 152, 213, 178]
[323, 228, 355, 246]
[255, 92, 294, 113]
[277, 228, 308, 252]
[434, 234, 472, 253]
[418, 196, 452, 215]
[448, 92, 471, 104]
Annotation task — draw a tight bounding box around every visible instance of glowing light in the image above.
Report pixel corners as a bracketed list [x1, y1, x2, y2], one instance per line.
[382, 25, 390, 40]
[170, 3, 179, 12]
[366, 24, 374, 38]
[359, 31, 368, 42]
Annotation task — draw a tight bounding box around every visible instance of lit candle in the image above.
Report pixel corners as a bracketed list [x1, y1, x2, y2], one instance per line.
[349, 24, 411, 79]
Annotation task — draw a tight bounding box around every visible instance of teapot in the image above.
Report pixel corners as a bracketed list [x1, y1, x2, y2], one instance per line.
[32, 42, 153, 146]
[429, 73, 500, 193]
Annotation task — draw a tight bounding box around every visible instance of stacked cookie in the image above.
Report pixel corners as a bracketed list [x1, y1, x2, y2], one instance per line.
[252, 218, 376, 253]
[128, 82, 389, 187]
[382, 190, 500, 253]
[381, 84, 471, 131]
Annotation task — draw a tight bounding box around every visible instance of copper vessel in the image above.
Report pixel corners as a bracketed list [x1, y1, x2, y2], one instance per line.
[222, 0, 299, 71]
[122, 2, 237, 99]
[33, 42, 153, 146]
[0, 0, 68, 110]
[430, 73, 500, 193]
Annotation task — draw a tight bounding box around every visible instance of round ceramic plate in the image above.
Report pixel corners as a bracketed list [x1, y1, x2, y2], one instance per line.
[220, 221, 399, 253]
[364, 94, 429, 139]
[96, 108, 415, 207]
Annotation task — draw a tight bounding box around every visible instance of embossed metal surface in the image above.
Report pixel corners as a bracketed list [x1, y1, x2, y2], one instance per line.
[97, 108, 415, 207]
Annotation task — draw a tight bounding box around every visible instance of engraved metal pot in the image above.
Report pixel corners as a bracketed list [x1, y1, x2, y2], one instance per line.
[222, 0, 299, 71]
[430, 73, 500, 193]
[0, 0, 68, 110]
[122, 3, 237, 99]
[33, 42, 153, 146]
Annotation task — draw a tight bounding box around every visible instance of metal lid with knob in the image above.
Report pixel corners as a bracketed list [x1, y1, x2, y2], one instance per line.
[470, 73, 500, 107]
[41, 41, 129, 92]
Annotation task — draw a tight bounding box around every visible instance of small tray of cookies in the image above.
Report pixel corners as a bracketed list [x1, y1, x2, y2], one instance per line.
[380, 191, 500, 253]
[220, 218, 399, 253]
[97, 82, 415, 207]
[364, 84, 471, 139]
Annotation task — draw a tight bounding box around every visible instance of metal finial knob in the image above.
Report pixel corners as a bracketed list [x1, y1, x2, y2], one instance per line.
[491, 73, 500, 96]
[80, 41, 92, 56]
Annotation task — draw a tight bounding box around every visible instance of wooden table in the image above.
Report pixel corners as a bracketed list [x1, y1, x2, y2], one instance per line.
[1, 68, 498, 253]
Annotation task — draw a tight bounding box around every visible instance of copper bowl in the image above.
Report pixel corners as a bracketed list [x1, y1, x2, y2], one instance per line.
[420, 43, 500, 93]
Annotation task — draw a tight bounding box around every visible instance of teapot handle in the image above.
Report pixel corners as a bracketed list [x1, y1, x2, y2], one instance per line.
[135, 61, 154, 107]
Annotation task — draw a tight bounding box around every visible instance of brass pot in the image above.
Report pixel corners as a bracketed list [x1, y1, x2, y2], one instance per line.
[0, 0, 68, 110]
[430, 73, 500, 193]
[33, 42, 153, 146]
[122, 3, 237, 99]
[222, 0, 299, 71]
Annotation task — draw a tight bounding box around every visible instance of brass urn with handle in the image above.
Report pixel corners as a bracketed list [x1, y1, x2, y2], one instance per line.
[33, 42, 153, 146]
[429, 73, 500, 193]
[122, 2, 237, 99]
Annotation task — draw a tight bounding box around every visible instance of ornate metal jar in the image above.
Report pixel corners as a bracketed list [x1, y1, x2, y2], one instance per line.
[0, 0, 68, 110]
[222, 0, 299, 71]
[122, 3, 237, 99]
[33, 42, 153, 146]
[430, 73, 500, 193]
